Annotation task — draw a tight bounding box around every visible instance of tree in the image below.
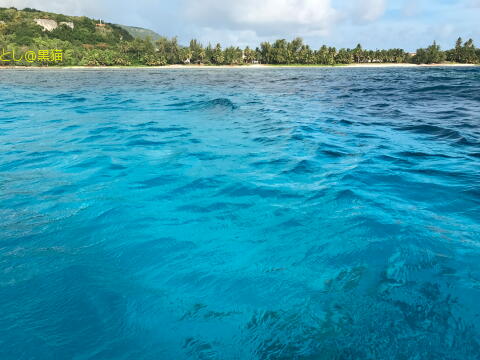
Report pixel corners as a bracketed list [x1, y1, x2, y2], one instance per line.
[455, 37, 463, 50]
[272, 39, 288, 64]
[179, 47, 192, 63]
[413, 41, 445, 64]
[223, 46, 243, 65]
[143, 53, 167, 66]
[298, 45, 314, 64]
[22, 8, 40, 13]
[211, 43, 224, 65]
[189, 39, 205, 64]
[336, 48, 353, 64]
[120, 38, 155, 64]
[243, 46, 256, 63]
[156, 37, 181, 64]
[353, 43, 364, 63]
[287, 37, 304, 63]
[259, 42, 272, 64]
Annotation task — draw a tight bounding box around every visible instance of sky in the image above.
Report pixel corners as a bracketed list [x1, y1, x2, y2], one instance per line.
[1, 0, 479, 51]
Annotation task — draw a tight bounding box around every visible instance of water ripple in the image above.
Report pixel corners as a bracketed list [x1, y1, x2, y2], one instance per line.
[0, 67, 479, 360]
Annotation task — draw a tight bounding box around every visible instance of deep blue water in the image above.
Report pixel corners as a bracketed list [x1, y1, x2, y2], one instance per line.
[1, 67, 479, 359]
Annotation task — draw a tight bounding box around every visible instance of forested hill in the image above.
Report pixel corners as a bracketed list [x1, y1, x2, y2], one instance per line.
[117, 25, 162, 42]
[0, 7, 479, 66]
[0, 7, 165, 65]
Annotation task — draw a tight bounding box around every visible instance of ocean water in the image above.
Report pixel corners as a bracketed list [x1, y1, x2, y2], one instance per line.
[0, 67, 479, 360]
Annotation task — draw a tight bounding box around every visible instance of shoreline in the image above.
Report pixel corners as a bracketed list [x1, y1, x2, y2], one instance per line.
[0, 63, 477, 70]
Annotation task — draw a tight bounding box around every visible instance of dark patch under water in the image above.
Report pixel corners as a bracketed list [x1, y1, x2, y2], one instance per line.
[0, 67, 479, 360]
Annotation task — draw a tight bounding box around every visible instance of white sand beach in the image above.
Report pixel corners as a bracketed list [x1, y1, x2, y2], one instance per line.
[0, 63, 477, 70]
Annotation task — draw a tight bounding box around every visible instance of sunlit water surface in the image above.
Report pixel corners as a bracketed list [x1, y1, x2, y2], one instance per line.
[1, 68, 479, 359]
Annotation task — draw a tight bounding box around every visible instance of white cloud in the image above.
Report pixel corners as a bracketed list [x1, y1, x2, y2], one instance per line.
[353, 0, 387, 22]
[184, 0, 338, 37]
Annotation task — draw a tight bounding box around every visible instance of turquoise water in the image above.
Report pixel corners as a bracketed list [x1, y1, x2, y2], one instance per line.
[1, 67, 479, 359]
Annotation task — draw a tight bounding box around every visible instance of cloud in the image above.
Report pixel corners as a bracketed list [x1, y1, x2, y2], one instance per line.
[352, 0, 387, 22]
[184, 0, 338, 37]
[402, 0, 424, 17]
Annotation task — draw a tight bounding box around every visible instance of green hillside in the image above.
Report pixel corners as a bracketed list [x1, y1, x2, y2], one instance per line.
[117, 25, 162, 42]
[0, 7, 166, 66]
[0, 7, 133, 44]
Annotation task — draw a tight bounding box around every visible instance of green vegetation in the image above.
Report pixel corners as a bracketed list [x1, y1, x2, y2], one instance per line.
[446, 37, 479, 64]
[0, 7, 479, 67]
[117, 25, 162, 42]
[412, 41, 446, 64]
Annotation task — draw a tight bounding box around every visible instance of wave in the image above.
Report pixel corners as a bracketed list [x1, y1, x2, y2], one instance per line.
[398, 124, 468, 142]
[1, 66, 480, 360]
[166, 98, 236, 111]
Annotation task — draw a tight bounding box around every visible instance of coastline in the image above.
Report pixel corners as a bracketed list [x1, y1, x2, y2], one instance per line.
[0, 63, 477, 70]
